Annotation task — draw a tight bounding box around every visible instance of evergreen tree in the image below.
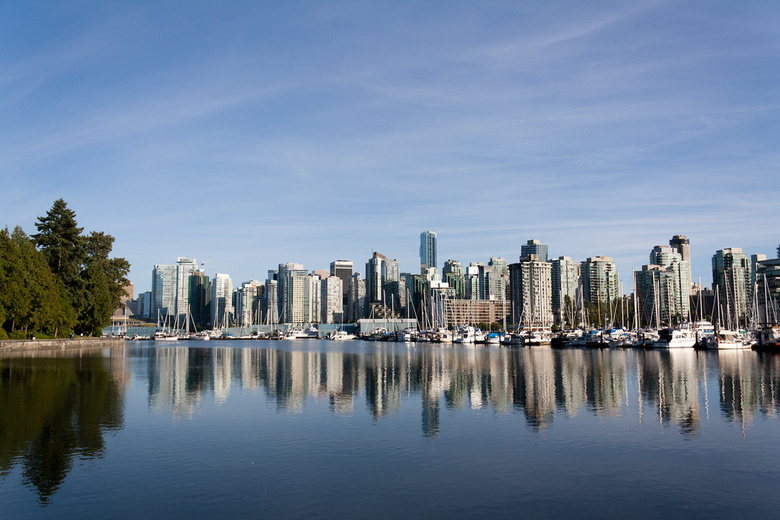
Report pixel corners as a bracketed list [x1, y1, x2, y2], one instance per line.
[30, 200, 130, 336]
[76, 232, 129, 335]
[0, 227, 75, 337]
[32, 199, 86, 286]
[76, 232, 127, 335]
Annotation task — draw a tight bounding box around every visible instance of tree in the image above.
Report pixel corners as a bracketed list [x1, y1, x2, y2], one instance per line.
[32, 199, 86, 287]
[0, 227, 75, 337]
[30, 201, 130, 336]
[76, 232, 130, 336]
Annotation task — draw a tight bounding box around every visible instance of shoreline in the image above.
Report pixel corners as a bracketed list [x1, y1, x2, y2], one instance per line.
[0, 337, 125, 352]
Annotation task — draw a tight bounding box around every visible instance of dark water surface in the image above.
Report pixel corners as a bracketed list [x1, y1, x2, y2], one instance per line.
[2, 340, 780, 518]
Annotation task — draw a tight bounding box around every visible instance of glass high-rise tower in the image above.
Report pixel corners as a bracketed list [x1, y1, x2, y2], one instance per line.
[420, 230, 437, 273]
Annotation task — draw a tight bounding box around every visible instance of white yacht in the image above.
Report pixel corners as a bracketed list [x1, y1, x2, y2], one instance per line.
[653, 327, 697, 349]
[434, 328, 453, 343]
[153, 331, 179, 341]
[285, 327, 309, 339]
[701, 330, 750, 350]
[329, 330, 355, 341]
[453, 326, 476, 344]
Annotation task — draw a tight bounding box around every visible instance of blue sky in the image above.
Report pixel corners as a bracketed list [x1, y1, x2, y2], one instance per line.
[2, 1, 779, 294]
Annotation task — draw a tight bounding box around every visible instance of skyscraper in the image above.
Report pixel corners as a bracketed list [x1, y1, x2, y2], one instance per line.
[211, 273, 233, 327]
[756, 257, 780, 324]
[236, 281, 261, 328]
[551, 256, 580, 326]
[366, 252, 386, 304]
[175, 257, 198, 320]
[712, 248, 751, 327]
[152, 264, 176, 317]
[669, 235, 692, 292]
[420, 230, 437, 273]
[321, 276, 343, 324]
[347, 273, 366, 322]
[188, 270, 211, 326]
[509, 254, 553, 328]
[442, 260, 465, 299]
[521, 239, 548, 263]
[278, 263, 309, 324]
[581, 256, 620, 304]
[635, 246, 690, 326]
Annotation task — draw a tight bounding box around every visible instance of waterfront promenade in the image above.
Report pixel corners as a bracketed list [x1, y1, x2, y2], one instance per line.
[0, 337, 124, 352]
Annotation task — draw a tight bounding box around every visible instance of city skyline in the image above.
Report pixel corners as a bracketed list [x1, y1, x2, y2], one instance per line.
[2, 2, 778, 292]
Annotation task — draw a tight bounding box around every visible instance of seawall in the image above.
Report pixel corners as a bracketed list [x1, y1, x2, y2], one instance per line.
[0, 337, 125, 352]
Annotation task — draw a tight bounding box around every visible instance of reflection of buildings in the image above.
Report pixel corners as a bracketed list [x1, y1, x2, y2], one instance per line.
[640, 350, 700, 435]
[148, 347, 198, 416]
[141, 344, 780, 437]
[717, 351, 760, 423]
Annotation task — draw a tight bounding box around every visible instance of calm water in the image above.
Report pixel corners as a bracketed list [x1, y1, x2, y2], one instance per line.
[2, 340, 780, 518]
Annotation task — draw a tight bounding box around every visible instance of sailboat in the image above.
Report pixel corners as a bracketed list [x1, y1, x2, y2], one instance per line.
[702, 282, 750, 350]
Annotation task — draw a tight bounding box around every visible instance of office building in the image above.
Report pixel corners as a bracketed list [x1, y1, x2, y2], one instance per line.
[138, 291, 153, 319]
[152, 264, 176, 317]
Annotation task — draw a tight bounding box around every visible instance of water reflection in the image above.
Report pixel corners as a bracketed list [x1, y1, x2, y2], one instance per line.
[139, 343, 780, 437]
[0, 347, 127, 503]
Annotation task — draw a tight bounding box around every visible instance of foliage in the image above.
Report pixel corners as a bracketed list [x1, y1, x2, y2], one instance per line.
[1, 200, 130, 337]
[32, 199, 86, 289]
[0, 227, 76, 336]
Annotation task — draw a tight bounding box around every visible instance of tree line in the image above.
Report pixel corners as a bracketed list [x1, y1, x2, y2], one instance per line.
[0, 199, 130, 339]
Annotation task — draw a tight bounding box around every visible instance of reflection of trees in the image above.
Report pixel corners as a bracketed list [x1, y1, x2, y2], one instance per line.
[0, 354, 125, 503]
